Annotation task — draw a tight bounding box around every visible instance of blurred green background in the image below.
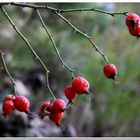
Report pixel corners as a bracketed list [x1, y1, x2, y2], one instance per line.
[0, 3, 140, 137]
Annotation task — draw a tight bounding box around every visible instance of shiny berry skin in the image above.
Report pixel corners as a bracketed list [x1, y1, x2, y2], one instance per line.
[3, 100, 14, 116]
[14, 96, 30, 112]
[128, 25, 140, 36]
[51, 99, 66, 113]
[103, 64, 117, 80]
[64, 85, 77, 102]
[125, 13, 140, 27]
[39, 101, 50, 119]
[72, 77, 89, 94]
[4, 94, 15, 102]
[49, 112, 64, 125]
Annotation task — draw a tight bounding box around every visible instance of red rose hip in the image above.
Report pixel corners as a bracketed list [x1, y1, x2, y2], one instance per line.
[125, 13, 140, 27]
[72, 77, 89, 94]
[64, 85, 77, 102]
[103, 64, 117, 80]
[128, 25, 140, 36]
[49, 112, 64, 125]
[51, 99, 66, 113]
[14, 96, 30, 112]
[3, 100, 14, 116]
[39, 101, 50, 119]
[4, 94, 15, 102]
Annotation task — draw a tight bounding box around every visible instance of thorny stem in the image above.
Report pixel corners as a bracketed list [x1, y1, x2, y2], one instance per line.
[36, 9, 75, 79]
[53, 11, 109, 63]
[1, 6, 56, 101]
[0, 51, 17, 96]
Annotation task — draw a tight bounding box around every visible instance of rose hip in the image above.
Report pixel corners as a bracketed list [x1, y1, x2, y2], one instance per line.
[51, 99, 66, 113]
[103, 64, 117, 80]
[39, 101, 50, 119]
[64, 85, 77, 102]
[125, 13, 140, 27]
[49, 112, 64, 125]
[72, 77, 89, 94]
[4, 94, 15, 102]
[14, 96, 30, 112]
[3, 100, 14, 116]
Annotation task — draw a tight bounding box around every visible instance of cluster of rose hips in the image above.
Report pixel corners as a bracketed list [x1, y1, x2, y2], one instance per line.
[2, 94, 30, 117]
[125, 13, 140, 37]
[1, 64, 117, 127]
[39, 99, 66, 126]
[39, 64, 117, 126]
[39, 76, 90, 126]
[1, 64, 117, 130]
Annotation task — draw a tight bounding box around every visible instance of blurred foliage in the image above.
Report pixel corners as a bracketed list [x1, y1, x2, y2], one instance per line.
[0, 3, 140, 137]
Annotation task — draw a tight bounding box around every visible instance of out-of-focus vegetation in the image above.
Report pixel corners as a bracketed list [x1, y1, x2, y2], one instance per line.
[0, 3, 140, 137]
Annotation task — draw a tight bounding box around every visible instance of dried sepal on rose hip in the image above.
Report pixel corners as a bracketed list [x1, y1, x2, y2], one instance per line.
[72, 76, 90, 95]
[103, 63, 117, 81]
[64, 85, 77, 103]
[2, 100, 15, 116]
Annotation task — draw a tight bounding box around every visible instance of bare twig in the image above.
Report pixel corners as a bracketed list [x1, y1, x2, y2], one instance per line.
[0, 2, 128, 63]
[1, 6, 56, 101]
[36, 9, 75, 79]
[57, 8, 128, 16]
[1, 3, 128, 17]
[53, 11, 109, 63]
[0, 51, 17, 96]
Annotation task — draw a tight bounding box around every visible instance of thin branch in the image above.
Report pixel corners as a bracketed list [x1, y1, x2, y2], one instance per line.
[53, 11, 109, 63]
[1, 6, 56, 101]
[45, 71, 56, 101]
[1, 6, 49, 73]
[1, 3, 128, 17]
[0, 51, 17, 96]
[58, 8, 128, 17]
[36, 9, 75, 79]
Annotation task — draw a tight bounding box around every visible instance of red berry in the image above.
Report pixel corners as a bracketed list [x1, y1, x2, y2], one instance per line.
[72, 77, 89, 94]
[14, 96, 30, 112]
[125, 13, 140, 27]
[49, 112, 64, 125]
[48, 103, 53, 112]
[64, 85, 77, 102]
[4, 94, 15, 102]
[39, 101, 50, 119]
[103, 64, 117, 80]
[128, 25, 140, 36]
[51, 99, 66, 113]
[3, 100, 14, 116]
